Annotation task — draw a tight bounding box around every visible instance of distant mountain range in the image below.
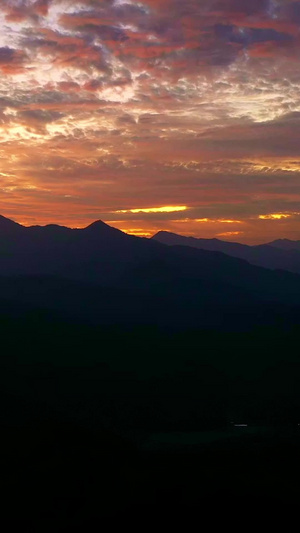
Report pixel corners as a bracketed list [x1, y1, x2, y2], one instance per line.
[152, 230, 300, 274]
[1, 214, 300, 329]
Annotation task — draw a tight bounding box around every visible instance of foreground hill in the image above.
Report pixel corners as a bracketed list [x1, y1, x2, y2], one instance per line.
[152, 230, 300, 274]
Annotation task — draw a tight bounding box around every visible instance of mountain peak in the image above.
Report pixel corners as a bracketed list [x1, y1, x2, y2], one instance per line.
[85, 219, 108, 230]
[84, 219, 121, 232]
[82, 219, 131, 239]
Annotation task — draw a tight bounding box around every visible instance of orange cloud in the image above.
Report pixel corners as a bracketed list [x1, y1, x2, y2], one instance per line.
[0, 0, 300, 244]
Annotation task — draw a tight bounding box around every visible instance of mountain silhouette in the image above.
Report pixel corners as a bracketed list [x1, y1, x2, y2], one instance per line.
[0, 214, 162, 283]
[0, 215, 300, 329]
[0, 214, 24, 230]
[152, 230, 300, 275]
[267, 238, 300, 251]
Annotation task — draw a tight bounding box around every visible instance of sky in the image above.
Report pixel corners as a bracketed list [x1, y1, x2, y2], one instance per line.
[1, 0, 300, 243]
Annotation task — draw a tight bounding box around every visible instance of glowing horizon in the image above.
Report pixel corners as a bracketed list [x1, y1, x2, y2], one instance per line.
[116, 206, 188, 214]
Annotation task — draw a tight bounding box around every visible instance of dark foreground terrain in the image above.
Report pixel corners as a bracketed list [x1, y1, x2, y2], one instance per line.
[3, 414, 300, 529]
[1, 313, 300, 529]
[1, 216, 300, 527]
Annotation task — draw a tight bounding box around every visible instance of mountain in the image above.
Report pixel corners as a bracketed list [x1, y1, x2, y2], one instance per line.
[0, 214, 163, 283]
[0, 214, 24, 232]
[267, 238, 300, 251]
[152, 230, 300, 275]
[0, 215, 300, 330]
[152, 231, 249, 254]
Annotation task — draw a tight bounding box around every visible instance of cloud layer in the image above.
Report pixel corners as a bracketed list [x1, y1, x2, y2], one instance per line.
[1, 0, 300, 242]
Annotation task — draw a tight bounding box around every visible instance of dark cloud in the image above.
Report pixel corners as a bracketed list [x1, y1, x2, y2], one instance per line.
[282, 1, 300, 22]
[215, 0, 269, 16]
[215, 24, 293, 47]
[2, 0, 51, 22]
[63, 21, 128, 43]
[0, 47, 19, 63]
[16, 109, 65, 132]
[0, 47, 27, 72]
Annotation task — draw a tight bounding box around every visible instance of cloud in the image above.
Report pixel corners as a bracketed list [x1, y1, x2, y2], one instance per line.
[1, 0, 300, 242]
[0, 46, 27, 73]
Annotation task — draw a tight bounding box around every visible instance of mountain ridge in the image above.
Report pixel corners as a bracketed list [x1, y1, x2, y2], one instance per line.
[152, 230, 300, 275]
[1, 214, 300, 329]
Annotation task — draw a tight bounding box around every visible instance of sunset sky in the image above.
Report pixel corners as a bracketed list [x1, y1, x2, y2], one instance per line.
[1, 0, 300, 243]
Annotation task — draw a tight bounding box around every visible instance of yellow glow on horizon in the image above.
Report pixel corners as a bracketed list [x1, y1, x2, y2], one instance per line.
[116, 206, 188, 214]
[259, 214, 291, 220]
[218, 219, 243, 224]
[123, 230, 152, 236]
[217, 231, 244, 237]
[175, 218, 243, 224]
